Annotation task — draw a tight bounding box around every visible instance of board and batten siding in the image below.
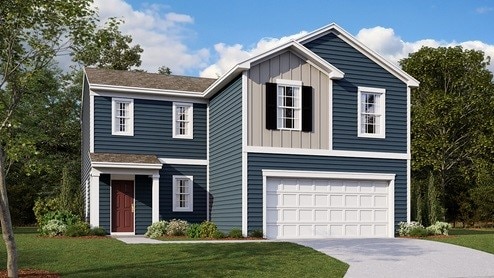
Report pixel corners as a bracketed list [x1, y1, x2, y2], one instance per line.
[81, 77, 91, 216]
[247, 153, 407, 233]
[248, 51, 330, 149]
[304, 32, 408, 153]
[209, 76, 243, 232]
[135, 175, 152, 234]
[159, 164, 207, 223]
[99, 174, 111, 233]
[93, 96, 207, 159]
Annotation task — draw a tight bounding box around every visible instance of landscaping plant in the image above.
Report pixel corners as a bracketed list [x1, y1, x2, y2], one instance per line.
[144, 221, 169, 239]
[228, 228, 243, 239]
[166, 219, 189, 236]
[199, 221, 219, 238]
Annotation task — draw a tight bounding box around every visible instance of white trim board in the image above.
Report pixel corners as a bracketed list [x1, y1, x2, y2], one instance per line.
[91, 162, 162, 169]
[241, 71, 248, 236]
[245, 146, 409, 160]
[90, 90, 208, 104]
[159, 158, 208, 166]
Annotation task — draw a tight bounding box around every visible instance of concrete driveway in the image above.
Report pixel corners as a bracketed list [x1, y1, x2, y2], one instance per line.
[291, 238, 494, 278]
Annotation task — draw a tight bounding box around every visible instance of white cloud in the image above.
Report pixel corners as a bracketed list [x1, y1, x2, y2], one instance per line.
[356, 26, 494, 73]
[199, 32, 307, 78]
[92, 0, 209, 74]
[476, 7, 493, 14]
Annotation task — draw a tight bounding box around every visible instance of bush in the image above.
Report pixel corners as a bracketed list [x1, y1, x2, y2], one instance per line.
[166, 219, 189, 236]
[41, 219, 67, 236]
[88, 227, 107, 236]
[187, 223, 201, 238]
[65, 221, 90, 237]
[398, 221, 424, 236]
[42, 210, 80, 228]
[408, 226, 430, 237]
[144, 221, 168, 239]
[199, 221, 219, 238]
[427, 221, 452, 235]
[228, 228, 243, 238]
[249, 229, 263, 238]
[33, 198, 61, 227]
[212, 230, 224, 239]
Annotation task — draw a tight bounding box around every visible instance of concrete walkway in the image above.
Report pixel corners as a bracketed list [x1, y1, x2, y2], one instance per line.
[112, 235, 268, 244]
[291, 238, 494, 278]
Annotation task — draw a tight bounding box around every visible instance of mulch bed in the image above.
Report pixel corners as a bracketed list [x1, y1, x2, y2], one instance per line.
[36, 235, 109, 239]
[158, 236, 265, 241]
[0, 269, 60, 278]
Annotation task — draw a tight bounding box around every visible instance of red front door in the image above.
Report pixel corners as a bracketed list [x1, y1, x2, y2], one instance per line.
[112, 180, 134, 233]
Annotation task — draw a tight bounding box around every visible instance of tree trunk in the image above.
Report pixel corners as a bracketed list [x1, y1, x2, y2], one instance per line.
[0, 147, 18, 278]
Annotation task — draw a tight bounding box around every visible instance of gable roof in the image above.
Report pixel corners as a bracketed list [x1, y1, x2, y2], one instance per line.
[297, 23, 419, 87]
[85, 67, 216, 94]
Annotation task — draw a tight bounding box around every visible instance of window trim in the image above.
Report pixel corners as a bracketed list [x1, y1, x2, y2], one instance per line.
[276, 79, 302, 131]
[172, 175, 193, 212]
[111, 98, 134, 136]
[357, 86, 386, 138]
[172, 102, 193, 139]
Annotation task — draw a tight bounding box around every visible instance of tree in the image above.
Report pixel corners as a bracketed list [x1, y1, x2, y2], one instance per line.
[0, 1, 98, 276]
[158, 66, 172, 75]
[400, 46, 494, 224]
[74, 17, 143, 70]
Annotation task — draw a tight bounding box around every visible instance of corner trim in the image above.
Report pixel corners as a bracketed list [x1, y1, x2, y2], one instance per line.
[158, 158, 208, 166]
[241, 71, 248, 236]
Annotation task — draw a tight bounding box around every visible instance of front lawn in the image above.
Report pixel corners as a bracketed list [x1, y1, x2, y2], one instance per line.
[427, 228, 494, 254]
[0, 227, 348, 277]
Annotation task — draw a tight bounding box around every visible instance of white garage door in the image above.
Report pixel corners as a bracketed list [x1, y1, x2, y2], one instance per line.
[266, 177, 391, 239]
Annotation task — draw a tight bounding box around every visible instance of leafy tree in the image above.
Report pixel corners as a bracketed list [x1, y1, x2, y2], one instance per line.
[0, 1, 99, 276]
[158, 66, 172, 75]
[74, 17, 143, 70]
[401, 46, 494, 224]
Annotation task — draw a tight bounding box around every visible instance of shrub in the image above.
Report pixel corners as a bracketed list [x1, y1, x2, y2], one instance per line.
[88, 227, 107, 236]
[199, 221, 219, 238]
[33, 198, 61, 227]
[145, 221, 168, 239]
[249, 229, 263, 238]
[42, 210, 80, 228]
[65, 221, 90, 237]
[427, 221, 452, 235]
[408, 226, 430, 237]
[166, 219, 189, 236]
[228, 228, 243, 239]
[212, 230, 224, 239]
[398, 221, 424, 236]
[41, 219, 67, 236]
[187, 223, 201, 238]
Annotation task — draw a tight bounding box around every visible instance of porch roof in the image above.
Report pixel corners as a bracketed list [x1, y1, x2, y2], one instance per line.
[90, 153, 162, 169]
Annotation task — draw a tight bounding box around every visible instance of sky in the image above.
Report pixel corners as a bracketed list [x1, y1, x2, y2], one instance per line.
[91, 0, 494, 78]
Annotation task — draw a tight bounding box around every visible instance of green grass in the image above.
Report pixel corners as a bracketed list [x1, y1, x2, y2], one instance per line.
[0, 227, 348, 277]
[427, 228, 494, 254]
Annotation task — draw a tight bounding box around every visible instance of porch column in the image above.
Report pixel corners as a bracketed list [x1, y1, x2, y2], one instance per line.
[152, 174, 160, 223]
[89, 170, 100, 227]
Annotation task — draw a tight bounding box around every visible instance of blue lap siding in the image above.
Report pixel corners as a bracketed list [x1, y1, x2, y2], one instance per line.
[208, 76, 243, 232]
[159, 164, 207, 224]
[135, 175, 152, 234]
[304, 32, 408, 153]
[93, 96, 207, 159]
[99, 174, 111, 233]
[247, 153, 407, 234]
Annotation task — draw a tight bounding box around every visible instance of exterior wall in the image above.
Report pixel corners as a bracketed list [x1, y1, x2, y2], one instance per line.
[209, 76, 243, 232]
[247, 51, 330, 149]
[99, 174, 111, 233]
[93, 96, 207, 159]
[304, 32, 408, 153]
[81, 76, 91, 217]
[135, 175, 152, 234]
[159, 164, 207, 223]
[247, 153, 407, 233]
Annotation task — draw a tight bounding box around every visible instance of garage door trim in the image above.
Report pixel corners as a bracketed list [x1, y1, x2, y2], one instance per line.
[262, 170, 396, 238]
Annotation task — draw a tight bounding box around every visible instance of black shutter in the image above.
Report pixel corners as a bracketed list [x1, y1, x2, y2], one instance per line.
[302, 85, 313, 132]
[265, 82, 277, 130]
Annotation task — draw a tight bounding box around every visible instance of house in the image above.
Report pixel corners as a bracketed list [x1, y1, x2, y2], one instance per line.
[81, 23, 419, 239]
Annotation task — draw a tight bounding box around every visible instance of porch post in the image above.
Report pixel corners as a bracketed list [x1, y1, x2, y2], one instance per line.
[152, 174, 160, 223]
[89, 170, 100, 227]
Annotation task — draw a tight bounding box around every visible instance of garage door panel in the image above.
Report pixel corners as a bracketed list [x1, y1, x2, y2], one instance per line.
[266, 177, 390, 239]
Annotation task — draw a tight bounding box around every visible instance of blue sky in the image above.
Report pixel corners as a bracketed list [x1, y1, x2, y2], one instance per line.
[94, 0, 494, 77]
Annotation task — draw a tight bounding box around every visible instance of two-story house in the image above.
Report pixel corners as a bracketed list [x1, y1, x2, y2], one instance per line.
[81, 23, 418, 239]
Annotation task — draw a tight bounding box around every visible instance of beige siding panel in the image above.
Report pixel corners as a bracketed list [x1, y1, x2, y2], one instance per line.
[247, 50, 330, 149]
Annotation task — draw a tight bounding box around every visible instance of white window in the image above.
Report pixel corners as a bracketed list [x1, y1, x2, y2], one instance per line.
[112, 98, 134, 136]
[358, 87, 386, 138]
[172, 175, 193, 212]
[277, 79, 302, 130]
[172, 102, 193, 139]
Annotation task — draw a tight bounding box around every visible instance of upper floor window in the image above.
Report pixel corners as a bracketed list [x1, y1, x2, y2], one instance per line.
[266, 80, 312, 132]
[172, 102, 193, 139]
[358, 87, 385, 138]
[172, 175, 193, 212]
[112, 98, 134, 136]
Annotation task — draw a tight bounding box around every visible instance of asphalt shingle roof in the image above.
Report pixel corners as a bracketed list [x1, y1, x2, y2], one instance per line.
[90, 153, 161, 165]
[85, 67, 216, 93]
